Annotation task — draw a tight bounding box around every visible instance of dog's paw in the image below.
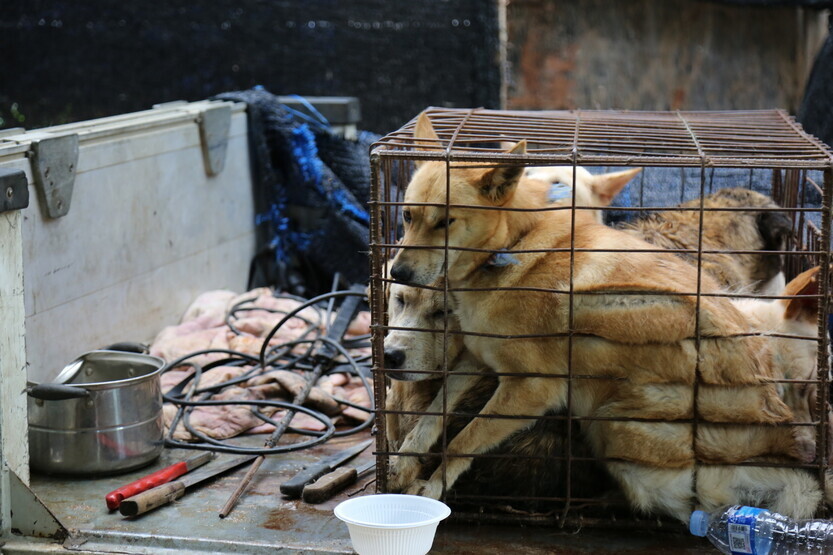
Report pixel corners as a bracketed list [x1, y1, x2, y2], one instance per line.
[404, 479, 443, 500]
[388, 456, 422, 493]
[792, 428, 817, 463]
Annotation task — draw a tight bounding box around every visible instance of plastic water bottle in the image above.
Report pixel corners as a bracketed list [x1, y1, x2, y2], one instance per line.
[690, 505, 833, 554]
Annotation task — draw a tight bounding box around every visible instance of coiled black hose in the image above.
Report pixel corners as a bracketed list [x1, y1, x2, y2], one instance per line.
[160, 288, 374, 455]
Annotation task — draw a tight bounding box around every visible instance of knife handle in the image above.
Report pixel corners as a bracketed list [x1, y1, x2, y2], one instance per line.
[280, 465, 328, 498]
[302, 467, 358, 504]
[118, 481, 187, 517]
[105, 462, 189, 510]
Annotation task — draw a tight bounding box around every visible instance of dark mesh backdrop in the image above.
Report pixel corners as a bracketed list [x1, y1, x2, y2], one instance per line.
[0, 1, 501, 134]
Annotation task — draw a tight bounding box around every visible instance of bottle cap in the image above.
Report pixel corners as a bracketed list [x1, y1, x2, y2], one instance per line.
[690, 510, 709, 537]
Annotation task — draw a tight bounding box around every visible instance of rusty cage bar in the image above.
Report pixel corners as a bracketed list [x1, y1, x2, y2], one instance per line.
[369, 108, 833, 528]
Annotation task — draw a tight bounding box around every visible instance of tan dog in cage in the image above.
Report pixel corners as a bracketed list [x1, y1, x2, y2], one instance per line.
[384, 270, 830, 522]
[387, 113, 814, 504]
[383, 164, 642, 492]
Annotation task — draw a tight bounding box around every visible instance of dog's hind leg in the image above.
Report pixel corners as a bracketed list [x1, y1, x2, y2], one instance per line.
[604, 462, 694, 523]
[405, 376, 561, 500]
[709, 465, 821, 520]
[389, 367, 489, 493]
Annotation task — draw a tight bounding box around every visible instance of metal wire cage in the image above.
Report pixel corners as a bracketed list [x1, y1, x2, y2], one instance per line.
[368, 107, 833, 527]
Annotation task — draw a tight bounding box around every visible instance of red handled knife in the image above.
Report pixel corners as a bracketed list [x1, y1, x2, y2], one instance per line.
[105, 452, 214, 510]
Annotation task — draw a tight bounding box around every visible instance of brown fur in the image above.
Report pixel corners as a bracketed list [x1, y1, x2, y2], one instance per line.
[388, 113, 807, 501]
[618, 188, 792, 294]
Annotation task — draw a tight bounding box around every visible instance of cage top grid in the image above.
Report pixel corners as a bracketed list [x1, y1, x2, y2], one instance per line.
[371, 107, 833, 169]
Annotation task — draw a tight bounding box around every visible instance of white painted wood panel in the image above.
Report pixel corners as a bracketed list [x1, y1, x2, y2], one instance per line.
[26, 234, 253, 382]
[0, 210, 30, 486]
[21, 111, 251, 315]
[0, 100, 256, 384]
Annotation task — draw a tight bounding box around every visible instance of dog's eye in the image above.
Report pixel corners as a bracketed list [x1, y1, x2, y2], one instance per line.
[433, 218, 455, 230]
[395, 294, 404, 306]
[402, 209, 412, 224]
[431, 309, 451, 319]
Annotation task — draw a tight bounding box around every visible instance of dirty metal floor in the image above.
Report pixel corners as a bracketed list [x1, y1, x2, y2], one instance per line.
[29, 433, 714, 554]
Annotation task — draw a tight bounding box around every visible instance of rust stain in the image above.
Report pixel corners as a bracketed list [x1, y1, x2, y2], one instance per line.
[514, 25, 545, 107]
[671, 87, 687, 111]
[261, 501, 331, 531]
[543, 46, 577, 109]
[263, 508, 297, 531]
[510, 25, 577, 110]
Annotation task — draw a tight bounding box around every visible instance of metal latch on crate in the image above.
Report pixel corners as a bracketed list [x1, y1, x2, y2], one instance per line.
[0, 168, 29, 214]
[30, 133, 79, 218]
[197, 104, 231, 176]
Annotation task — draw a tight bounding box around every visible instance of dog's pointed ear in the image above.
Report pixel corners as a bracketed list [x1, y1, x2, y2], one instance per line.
[480, 140, 527, 205]
[412, 112, 441, 167]
[589, 168, 642, 206]
[782, 266, 822, 322]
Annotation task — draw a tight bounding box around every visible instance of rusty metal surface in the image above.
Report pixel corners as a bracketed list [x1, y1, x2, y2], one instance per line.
[29, 435, 373, 553]
[26, 433, 715, 552]
[372, 108, 833, 169]
[505, 0, 827, 114]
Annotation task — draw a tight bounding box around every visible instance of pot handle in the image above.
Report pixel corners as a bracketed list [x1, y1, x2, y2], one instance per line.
[101, 341, 148, 354]
[27, 383, 90, 401]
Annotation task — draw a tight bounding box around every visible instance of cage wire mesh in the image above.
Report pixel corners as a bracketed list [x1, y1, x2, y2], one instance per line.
[369, 107, 833, 528]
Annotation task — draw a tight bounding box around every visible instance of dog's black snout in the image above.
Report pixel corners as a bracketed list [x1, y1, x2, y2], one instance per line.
[384, 348, 406, 369]
[390, 264, 414, 284]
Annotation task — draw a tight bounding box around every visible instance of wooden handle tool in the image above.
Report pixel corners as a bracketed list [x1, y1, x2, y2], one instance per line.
[105, 452, 214, 510]
[119, 454, 256, 517]
[301, 461, 375, 504]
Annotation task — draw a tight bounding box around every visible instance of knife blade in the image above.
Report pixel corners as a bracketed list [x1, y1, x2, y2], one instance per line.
[280, 439, 372, 499]
[119, 454, 257, 517]
[301, 461, 376, 504]
[105, 451, 215, 510]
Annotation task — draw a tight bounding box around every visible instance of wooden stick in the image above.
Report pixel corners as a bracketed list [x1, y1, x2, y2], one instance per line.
[218, 364, 325, 518]
[218, 285, 365, 518]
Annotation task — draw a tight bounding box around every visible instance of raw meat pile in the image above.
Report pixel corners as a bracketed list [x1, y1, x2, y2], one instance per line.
[150, 288, 372, 442]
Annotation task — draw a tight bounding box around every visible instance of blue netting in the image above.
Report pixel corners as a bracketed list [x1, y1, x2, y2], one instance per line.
[213, 88, 382, 295]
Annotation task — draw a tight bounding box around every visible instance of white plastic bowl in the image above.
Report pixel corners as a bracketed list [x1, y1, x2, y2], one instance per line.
[334, 494, 451, 555]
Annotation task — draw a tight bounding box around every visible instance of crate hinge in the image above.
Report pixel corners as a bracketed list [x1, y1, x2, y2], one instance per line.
[197, 104, 231, 176]
[8, 467, 68, 540]
[30, 133, 79, 218]
[0, 168, 29, 214]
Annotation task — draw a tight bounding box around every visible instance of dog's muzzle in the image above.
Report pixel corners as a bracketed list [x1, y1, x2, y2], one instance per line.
[384, 347, 424, 381]
[384, 347, 406, 369]
[390, 263, 414, 284]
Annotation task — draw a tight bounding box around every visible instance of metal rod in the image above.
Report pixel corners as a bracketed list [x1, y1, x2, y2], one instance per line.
[219, 362, 328, 518]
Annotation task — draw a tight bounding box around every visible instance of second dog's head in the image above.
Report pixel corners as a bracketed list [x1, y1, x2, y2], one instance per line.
[383, 280, 463, 381]
[524, 165, 640, 225]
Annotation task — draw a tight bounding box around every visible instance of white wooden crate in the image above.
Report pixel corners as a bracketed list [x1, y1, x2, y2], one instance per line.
[0, 100, 255, 513]
[1, 99, 255, 384]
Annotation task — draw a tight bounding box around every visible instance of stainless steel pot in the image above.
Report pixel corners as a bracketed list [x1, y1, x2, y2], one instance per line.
[27, 350, 165, 476]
